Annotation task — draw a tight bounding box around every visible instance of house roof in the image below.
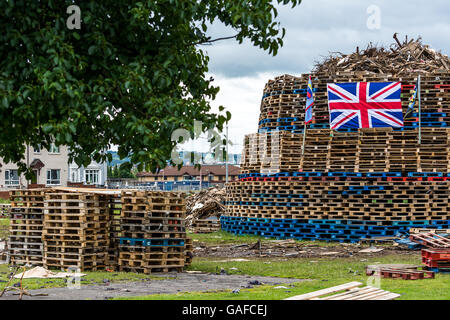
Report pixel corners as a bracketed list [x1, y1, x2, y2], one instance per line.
[30, 158, 45, 170]
[137, 165, 240, 177]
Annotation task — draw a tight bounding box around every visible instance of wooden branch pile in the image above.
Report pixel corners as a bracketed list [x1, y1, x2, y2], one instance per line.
[314, 34, 450, 75]
[186, 187, 226, 227]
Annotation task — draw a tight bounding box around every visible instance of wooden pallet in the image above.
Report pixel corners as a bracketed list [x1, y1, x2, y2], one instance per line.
[190, 219, 220, 234]
[284, 281, 400, 300]
[410, 232, 450, 248]
[409, 228, 450, 234]
[365, 265, 435, 280]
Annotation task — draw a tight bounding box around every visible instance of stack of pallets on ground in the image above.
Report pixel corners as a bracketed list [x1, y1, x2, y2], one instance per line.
[365, 264, 435, 280]
[0, 203, 11, 218]
[184, 238, 193, 267]
[106, 194, 122, 270]
[43, 191, 110, 271]
[8, 189, 45, 266]
[119, 190, 190, 273]
[190, 219, 221, 233]
[409, 232, 450, 273]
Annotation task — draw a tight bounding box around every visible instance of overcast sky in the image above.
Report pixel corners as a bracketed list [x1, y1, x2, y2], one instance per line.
[195, 0, 450, 154]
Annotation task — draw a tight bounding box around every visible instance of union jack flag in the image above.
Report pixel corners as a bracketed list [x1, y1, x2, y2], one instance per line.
[327, 82, 403, 129]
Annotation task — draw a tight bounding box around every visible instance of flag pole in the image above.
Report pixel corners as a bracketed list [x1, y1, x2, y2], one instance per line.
[301, 121, 307, 156]
[418, 74, 421, 144]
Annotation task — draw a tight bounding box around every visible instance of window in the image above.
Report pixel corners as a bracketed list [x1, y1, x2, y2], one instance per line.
[85, 169, 100, 185]
[5, 170, 19, 185]
[49, 144, 60, 154]
[46, 169, 61, 185]
[70, 168, 80, 182]
[33, 144, 41, 153]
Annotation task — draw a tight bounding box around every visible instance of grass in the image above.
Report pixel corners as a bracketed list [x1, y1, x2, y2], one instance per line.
[116, 254, 450, 300]
[0, 218, 9, 239]
[188, 231, 337, 247]
[0, 264, 169, 291]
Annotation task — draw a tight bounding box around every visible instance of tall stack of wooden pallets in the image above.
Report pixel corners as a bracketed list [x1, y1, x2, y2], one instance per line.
[42, 191, 110, 271]
[223, 71, 450, 243]
[8, 189, 45, 266]
[118, 190, 190, 273]
[106, 194, 122, 270]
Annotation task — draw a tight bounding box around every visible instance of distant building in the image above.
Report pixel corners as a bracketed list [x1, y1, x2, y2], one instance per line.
[68, 160, 108, 186]
[137, 165, 240, 184]
[175, 151, 241, 166]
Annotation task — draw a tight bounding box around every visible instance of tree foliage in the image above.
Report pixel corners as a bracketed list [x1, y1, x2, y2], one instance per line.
[0, 0, 301, 173]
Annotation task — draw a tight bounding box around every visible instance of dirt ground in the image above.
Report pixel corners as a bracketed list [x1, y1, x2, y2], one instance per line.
[0, 238, 419, 300]
[193, 239, 417, 259]
[0, 273, 305, 300]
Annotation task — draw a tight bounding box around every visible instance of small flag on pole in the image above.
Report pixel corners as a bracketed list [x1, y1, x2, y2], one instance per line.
[405, 79, 418, 118]
[305, 76, 314, 124]
[302, 76, 314, 156]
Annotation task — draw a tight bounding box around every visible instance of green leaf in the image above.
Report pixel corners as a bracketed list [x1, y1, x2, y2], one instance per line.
[42, 124, 53, 133]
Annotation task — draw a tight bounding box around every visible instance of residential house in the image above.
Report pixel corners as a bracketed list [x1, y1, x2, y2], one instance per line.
[0, 144, 108, 190]
[0, 144, 69, 190]
[136, 165, 240, 184]
[68, 160, 108, 186]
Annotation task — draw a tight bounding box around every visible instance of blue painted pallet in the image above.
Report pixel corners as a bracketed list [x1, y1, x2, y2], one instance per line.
[119, 238, 185, 247]
[327, 172, 363, 177]
[411, 122, 448, 127]
[425, 267, 450, 273]
[366, 172, 402, 177]
[411, 112, 446, 117]
[221, 216, 450, 244]
[407, 172, 444, 177]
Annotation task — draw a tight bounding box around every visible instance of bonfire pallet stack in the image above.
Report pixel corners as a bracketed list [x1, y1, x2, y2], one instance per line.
[223, 71, 450, 243]
[8, 190, 45, 266]
[258, 72, 450, 131]
[43, 191, 110, 271]
[118, 190, 189, 274]
[240, 128, 450, 174]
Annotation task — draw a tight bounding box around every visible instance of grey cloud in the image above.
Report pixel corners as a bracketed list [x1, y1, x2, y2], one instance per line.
[203, 0, 450, 78]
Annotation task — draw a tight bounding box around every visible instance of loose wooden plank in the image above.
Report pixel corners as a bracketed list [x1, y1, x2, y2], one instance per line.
[284, 281, 362, 300]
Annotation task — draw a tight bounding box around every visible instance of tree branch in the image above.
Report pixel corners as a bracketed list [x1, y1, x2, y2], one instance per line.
[193, 34, 238, 46]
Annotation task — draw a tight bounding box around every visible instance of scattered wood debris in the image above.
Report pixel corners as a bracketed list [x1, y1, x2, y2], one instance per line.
[313, 33, 450, 75]
[285, 282, 400, 300]
[186, 186, 226, 228]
